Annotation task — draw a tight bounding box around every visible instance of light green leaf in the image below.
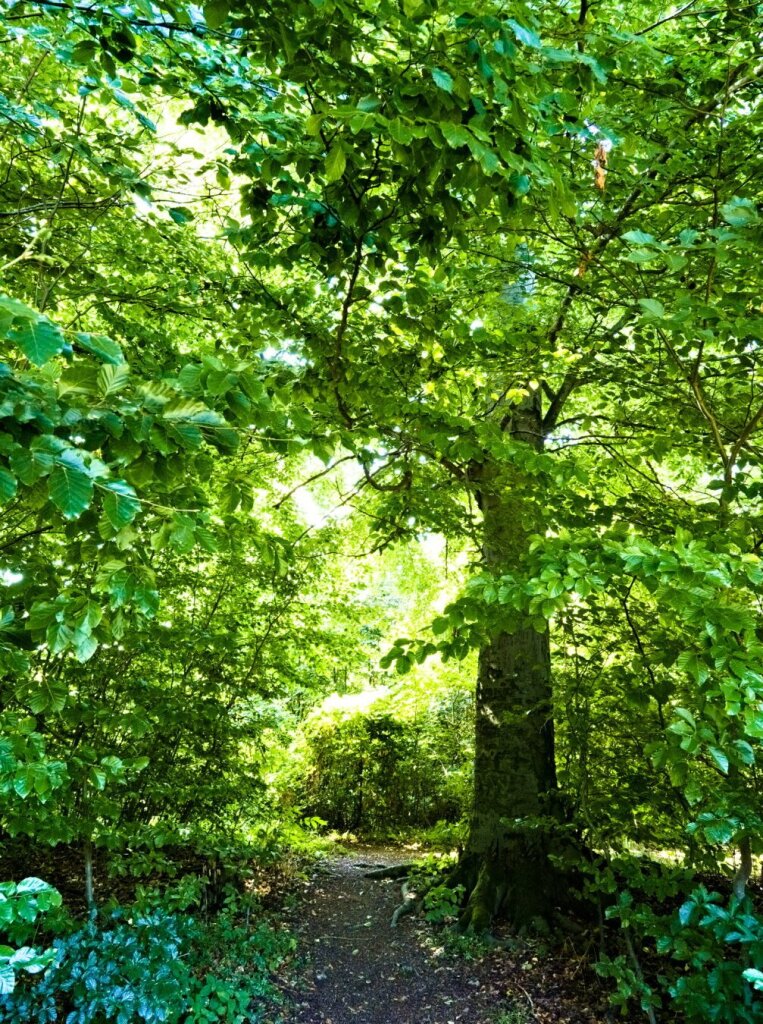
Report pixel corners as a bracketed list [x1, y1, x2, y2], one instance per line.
[15, 878, 54, 896]
[743, 969, 763, 991]
[0, 961, 14, 996]
[440, 123, 470, 148]
[97, 363, 130, 397]
[676, 651, 708, 684]
[721, 197, 758, 228]
[708, 747, 729, 774]
[507, 19, 541, 48]
[431, 68, 454, 93]
[75, 332, 124, 365]
[325, 143, 347, 182]
[638, 298, 665, 319]
[622, 230, 657, 245]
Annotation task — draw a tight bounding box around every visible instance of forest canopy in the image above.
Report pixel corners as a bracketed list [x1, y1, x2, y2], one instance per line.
[0, 0, 762, 1021]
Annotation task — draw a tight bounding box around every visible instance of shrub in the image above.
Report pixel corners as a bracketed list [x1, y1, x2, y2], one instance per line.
[0, 896, 294, 1024]
[591, 859, 763, 1023]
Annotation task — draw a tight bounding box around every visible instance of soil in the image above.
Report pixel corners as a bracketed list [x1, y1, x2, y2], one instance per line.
[277, 846, 617, 1024]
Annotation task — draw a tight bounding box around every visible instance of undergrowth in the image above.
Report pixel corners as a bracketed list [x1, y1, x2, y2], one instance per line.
[0, 885, 294, 1024]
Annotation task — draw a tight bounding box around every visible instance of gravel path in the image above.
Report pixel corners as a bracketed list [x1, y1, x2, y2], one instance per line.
[281, 848, 613, 1024]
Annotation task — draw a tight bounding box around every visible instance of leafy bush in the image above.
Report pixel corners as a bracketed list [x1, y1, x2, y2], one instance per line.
[291, 689, 473, 833]
[0, 896, 293, 1024]
[591, 860, 763, 1023]
[0, 878, 61, 996]
[0, 908, 192, 1024]
[186, 890, 295, 1024]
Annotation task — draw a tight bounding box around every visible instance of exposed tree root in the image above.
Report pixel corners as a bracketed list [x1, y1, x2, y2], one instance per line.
[391, 881, 418, 927]
[363, 863, 415, 880]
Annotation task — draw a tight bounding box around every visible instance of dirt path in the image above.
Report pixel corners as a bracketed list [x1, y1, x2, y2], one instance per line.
[280, 847, 613, 1024]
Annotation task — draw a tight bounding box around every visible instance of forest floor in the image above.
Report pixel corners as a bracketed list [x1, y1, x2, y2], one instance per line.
[275, 846, 616, 1024]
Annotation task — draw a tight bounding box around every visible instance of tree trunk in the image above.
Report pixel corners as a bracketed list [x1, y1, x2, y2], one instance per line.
[455, 395, 568, 932]
[84, 838, 95, 918]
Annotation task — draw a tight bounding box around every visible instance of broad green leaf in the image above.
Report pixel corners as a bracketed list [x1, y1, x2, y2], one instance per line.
[97, 363, 130, 396]
[638, 298, 665, 319]
[169, 206, 194, 225]
[507, 19, 541, 48]
[15, 878, 55, 896]
[48, 459, 93, 519]
[204, 0, 229, 28]
[676, 651, 707, 683]
[0, 960, 14, 996]
[431, 68, 454, 92]
[440, 123, 471, 148]
[325, 144, 347, 182]
[75, 332, 124, 364]
[7, 314, 64, 366]
[721, 197, 758, 227]
[622, 230, 657, 245]
[102, 481, 141, 529]
[708, 746, 729, 774]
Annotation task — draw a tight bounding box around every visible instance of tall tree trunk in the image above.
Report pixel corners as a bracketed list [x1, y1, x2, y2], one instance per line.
[84, 838, 95, 919]
[454, 395, 566, 931]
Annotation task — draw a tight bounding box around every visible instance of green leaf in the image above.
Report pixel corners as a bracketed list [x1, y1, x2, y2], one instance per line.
[720, 197, 758, 228]
[102, 481, 141, 529]
[440, 123, 471, 148]
[388, 120, 413, 145]
[702, 818, 735, 844]
[676, 651, 707, 683]
[638, 298, 665, 319]
[15, 878, 55, 896]
[325, 144, 347, 182]
[75, 332, 124, 365]
[622, 230, 657, 245]
[169, 206, 194, 225]
[0, 960, 14, 996]
[734, 740, 755, 765]
[97, 363, 130, 396]
[204, 0, 230, 28]
[7, 313, 64, 366]
[48, 459, 93, 519]
[507, 19, 541, 48]
[0, 468, 17, 503]
[708, 746, 729, 774]
[431, 68, 454, 93]
[743, 969, 763, 991]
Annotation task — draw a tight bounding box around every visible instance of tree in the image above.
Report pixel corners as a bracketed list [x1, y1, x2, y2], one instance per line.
[189, 0, 762, 929]
[2, 0, 762, 949]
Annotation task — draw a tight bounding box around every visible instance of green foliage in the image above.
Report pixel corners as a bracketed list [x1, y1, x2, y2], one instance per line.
[0, 0, 761, 1019]
[493, 1007, 533, 1024]
[0, 896, 293, 1024]
[588, 859, 763, 1023]
[422, 884, 464, 924]
[0, 879, 61, 996]
[288, 687, 472, 833]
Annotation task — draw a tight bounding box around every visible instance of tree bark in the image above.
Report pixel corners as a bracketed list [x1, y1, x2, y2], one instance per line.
[455, 394, 567, 931]
[84, 838, 95, 919]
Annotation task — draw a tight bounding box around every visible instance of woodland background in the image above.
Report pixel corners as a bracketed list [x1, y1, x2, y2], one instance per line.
[0, 0, 762, 1021]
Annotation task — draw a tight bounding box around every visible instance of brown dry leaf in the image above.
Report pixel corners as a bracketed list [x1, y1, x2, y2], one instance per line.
[593, 141, 608, 191]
